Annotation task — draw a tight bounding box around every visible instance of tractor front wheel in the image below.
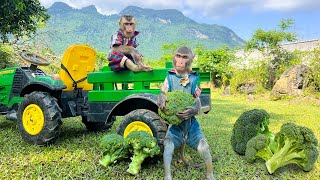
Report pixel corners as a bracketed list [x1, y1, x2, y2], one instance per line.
[117, 109, 167, 151]
[17, 92, 62, 145]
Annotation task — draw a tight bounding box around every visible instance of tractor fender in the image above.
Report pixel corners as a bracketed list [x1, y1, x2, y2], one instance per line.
[20, 81, 66, 97]
[106, 93, 159, 123]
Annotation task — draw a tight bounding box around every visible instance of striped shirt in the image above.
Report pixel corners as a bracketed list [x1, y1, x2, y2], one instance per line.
[108, 30, 139, 71]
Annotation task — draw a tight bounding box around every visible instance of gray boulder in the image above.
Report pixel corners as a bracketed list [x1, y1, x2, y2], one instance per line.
[270, 65, 310, 99]
[236, 82, 256, 94]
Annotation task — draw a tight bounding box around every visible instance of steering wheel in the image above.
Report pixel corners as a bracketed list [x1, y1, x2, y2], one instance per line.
[20, 52, 50, 66]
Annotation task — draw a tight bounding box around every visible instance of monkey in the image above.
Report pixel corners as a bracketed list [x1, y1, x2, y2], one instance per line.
[108, 15, 152, 72]
[158, 46, 216, 180]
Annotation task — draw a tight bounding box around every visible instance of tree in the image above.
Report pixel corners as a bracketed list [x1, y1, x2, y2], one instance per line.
[0, 0, 49, 43]
[160, 41, 189, 62]
[0, 45, 15, 68]
[245, 19, 297, 89]
[195, 46, 235, 88]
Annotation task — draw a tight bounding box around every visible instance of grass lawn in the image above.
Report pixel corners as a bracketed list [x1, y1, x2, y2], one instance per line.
[0, 89, 319, 179]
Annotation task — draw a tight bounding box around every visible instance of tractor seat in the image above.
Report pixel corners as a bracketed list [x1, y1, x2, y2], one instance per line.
[59, 44, 96, 91]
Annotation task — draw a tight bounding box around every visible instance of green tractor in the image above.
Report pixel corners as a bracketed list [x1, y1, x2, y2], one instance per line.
[0, 44, 211, 148]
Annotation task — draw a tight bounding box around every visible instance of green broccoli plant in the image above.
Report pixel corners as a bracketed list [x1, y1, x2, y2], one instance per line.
[99, 133, 128, 167]
[231, 109, 273, 155]
[125, 131, 160, 175]
[158, 90, 194, 125]
[265, 123, 319, 174]
[245, 134, 275, 163]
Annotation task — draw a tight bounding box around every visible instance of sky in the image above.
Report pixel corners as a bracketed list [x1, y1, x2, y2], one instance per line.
[39, 0, 320, 41]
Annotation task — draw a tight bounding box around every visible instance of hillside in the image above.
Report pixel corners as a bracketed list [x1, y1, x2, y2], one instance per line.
[37, 2, 244, 59]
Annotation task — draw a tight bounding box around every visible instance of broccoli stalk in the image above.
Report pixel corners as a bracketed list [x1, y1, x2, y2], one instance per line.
[231, 109, 273, 155]
[265, 123, 319, 174]
[127, 149, 150, 175]
[125, 131, 160, 175]
[99, 134, 128, 167]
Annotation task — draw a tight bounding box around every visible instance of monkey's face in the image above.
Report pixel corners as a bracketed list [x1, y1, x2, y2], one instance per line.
[173, 47, 194, 75]
[119, 16, 136, 38]
[174, 53, 189, 73]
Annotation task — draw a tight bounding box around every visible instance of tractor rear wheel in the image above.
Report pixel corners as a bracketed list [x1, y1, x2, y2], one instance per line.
[117, 109, 167, 151]
[81, 116, 115, 132]
[17, 92, 62, 145]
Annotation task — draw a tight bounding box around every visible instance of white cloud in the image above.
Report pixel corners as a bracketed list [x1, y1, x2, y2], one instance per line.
[40, 0, 320, 18]
[259, 0, 320, 11]
[40, 0, 181, 15]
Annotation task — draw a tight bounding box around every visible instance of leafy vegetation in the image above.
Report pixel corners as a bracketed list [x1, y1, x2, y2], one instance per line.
[158, 90, 194, 125]
[230, 109, 273, 155]
[265, 123, 318, 174]
[99, 134, 128, 167]
[244, 122, 319, 174]
[245, 134, 275, 163]
[0, 90, 319, 179]
[0, 45, 17, 68]
[195, 46, 236, 87]
[125, 131, 160, 175]
[306, 47, 320, 94]
[0, 0, 49, 43]
[245, 19, 298, 89]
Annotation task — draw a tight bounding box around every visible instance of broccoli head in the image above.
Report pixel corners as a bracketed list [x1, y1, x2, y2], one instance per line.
[99, 133, 128, 167]
[125, 131, 160, 175]
[245, 134, 275, 163]
[231, 109, 273, 155]
[265, 123, 319, 174]
[158, 90, 194, 125]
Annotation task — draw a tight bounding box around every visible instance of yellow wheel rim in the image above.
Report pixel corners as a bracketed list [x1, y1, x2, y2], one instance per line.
[123, 121, 153, 138]
[22, 104, 45, 135]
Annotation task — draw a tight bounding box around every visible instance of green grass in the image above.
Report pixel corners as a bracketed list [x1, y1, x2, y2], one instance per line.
[0, 90, 319, 179]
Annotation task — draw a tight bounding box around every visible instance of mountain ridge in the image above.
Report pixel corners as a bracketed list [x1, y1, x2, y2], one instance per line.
[39, 2, 244, 59]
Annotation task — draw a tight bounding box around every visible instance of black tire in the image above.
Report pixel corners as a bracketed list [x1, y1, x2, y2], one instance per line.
[17, 91, 62, 145]
[82, 116, 115, 132]
[117, 109, 167, 151]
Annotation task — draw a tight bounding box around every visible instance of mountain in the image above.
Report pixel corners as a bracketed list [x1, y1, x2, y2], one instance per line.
[37, 2, 244, 59]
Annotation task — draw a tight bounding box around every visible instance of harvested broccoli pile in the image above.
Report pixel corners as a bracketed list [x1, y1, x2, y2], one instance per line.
[125, 131, 160, 175]
[231, 109, 273, 155]
[99, 134, 128, 167]
[158, 90, 194, 125]
[265, 123, 319, 174]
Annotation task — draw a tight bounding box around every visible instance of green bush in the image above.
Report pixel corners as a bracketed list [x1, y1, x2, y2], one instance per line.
[0, 45, 17, 68]
[195, 46, 235, 88]
[230, 58, 269, 94]
[307, 47, 320, 93]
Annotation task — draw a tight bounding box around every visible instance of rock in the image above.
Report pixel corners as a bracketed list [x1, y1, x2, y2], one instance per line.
[246, 94, 255, 101]
[236, 82, 256, 94]
[270, 65, 310, 100]
[222, 85, 232, 95]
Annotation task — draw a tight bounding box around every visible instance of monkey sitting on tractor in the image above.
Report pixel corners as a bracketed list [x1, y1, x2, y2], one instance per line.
[108, 15, 152, 72]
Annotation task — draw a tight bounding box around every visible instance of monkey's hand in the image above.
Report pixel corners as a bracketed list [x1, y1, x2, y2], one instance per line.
[176, 97, 200, 120]
[176, 107, 197, 120]
[136, 53, 143, 61]
[157, 92, 168, 110]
